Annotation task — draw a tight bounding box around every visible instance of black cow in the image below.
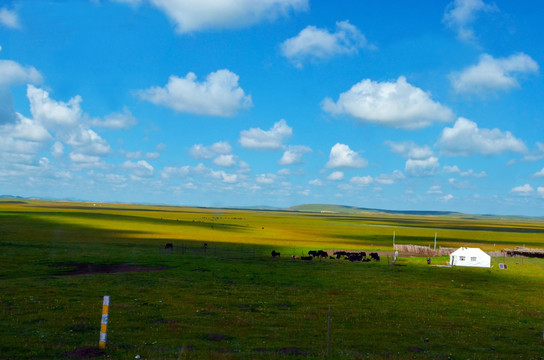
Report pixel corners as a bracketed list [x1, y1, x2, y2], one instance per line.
[317, 250, 328, 258]
[370, 252, 380, 261]
[301, 256, 313, 261]
[271, 250, 281, 258]
[308, 250, 318, 257]
[164, 243, 173, 250]
[348, 253, 363, 262]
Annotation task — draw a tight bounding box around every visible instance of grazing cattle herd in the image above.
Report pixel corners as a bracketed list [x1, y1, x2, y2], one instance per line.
[163, 243, 380, 263]
[269, 249, 381, 262]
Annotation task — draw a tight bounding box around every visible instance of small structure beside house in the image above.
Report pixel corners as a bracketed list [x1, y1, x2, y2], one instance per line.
[449, 247, 491, 268]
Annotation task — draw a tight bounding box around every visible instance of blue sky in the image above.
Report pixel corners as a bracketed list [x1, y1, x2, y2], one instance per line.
[1, 0, 543, 216]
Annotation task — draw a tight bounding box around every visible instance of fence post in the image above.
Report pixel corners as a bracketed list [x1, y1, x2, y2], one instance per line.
[327, 305, 331, 356]
[98, 296, 110, 349]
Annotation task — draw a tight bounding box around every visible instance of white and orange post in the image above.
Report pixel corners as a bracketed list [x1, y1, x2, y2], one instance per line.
[98, 296, 110, 349]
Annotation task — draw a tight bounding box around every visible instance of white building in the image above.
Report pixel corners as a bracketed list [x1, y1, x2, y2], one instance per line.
[449, 247, 491, 268]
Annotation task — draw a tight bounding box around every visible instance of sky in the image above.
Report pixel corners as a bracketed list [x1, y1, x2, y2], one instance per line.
[0, 0, 543, 216]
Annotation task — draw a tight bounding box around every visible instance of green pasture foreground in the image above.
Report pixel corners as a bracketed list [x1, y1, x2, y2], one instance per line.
[1, 200, 544, 359]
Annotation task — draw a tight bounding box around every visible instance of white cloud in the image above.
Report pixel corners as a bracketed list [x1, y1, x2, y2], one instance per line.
[27, 85, 82, 127]
[0, 60, 42, 87]
[137, 69, 252, 117]
[322, 76, 454, 129]
[190, 141, 232, 159]
[66, 127, 111, 156]
[69, 152, 100, 164]
[443, 0, 498, 42]
[522, 142, 544, 162]
[385, 141, 432, 159]
[450, 53, 539, 94]
[449, 178, 472, 189]
[534, 168, 544, 178]
[375, 170, 405, 185]
[327, 171, 344, 181]
[438, 117, 527, 156]
[350, 176, 373, 186]
[256, 173, 276, 184]
[278, 145, 312, 165]
[161, 163, 208, 179]
[211, 170, 238, 183]
[51, 141, 64, 158]
[92, 108, 137, 129]
[146, 152, 160, 159]
[511, 184, 534, 197]
[0, 62, 42, 124]
[309, 179, 323, 186]
[444, 165, 487, 178]
[325, 143, 367, 169]
[538, 187, 544, 198]
[427, 185, 443, 194]
[0, 7, 20, 29]
[405, 157, 440, 177]
[122, 160, 154, 178]
[125, 151, 142, 159]
[213, 154, 237, 168]
[5, 113, 51, 142]
[442, 194, 454, 201]
[239, 119, 292, 150]
[120, 0, 309, 34]
[281, 20, 373, 68]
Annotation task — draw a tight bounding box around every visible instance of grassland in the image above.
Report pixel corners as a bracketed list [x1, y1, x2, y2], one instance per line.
[1, 199, 544, 359]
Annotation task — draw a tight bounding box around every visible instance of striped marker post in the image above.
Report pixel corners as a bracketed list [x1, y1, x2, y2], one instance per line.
[98, 296, 110, 349]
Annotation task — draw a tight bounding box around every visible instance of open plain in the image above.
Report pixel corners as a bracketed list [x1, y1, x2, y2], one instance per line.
[1, 199, 544, 359]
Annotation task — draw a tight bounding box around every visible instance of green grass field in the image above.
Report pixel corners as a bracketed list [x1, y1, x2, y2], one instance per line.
[1, 199, 544, 359]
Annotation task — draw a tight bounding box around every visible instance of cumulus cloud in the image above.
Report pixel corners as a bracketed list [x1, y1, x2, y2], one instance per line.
[442, 194, 454, 202]
[309, 179, 323, 186]
[124, 0, 308, 34]
[256, 173, 276, 184]
[69, 152, 101, 164]
[3, 113, 51, 142]
[327, 171, 344, 181]
[51, 141, 64, 158]
[27, 85, 82, 127]
[278, 145, 312, 165]
[239, 119, 292, 150]
[66, 127, 111, 156]
[375, 170, 405, 185]
[438, 117, 527, 156]
[0, 61, 42, 124]
[325, 143, 367, 169]
[122, 160, 154, 178]
[405, 157, 440, 177]
[190, 141, 232, 159]
[92, 108, 137, 129]
[0, 7, 20, 29]
[281, 20, 373, 68]
[137, 69, 252, 117]
[385, 141, 432, 159]
[443, 0, 498, 42]
[211, 170, 238, 183]
[350, 176, 373, 186]
[213, 154, 237, 168]
[538, 187, 544, 198]
[444, 165, 487, 178]
[534, 168, 544, 178]
[522, 142, 544, 162]
[0, 60, 42, 88]
[322, 76, 454, 129]
[450, 53, 539, 94]
[427, 185, 443, 194]
[511, 184, 534, 197]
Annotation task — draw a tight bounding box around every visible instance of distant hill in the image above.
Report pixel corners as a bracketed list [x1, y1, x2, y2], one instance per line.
[288, 204, 460, 216]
